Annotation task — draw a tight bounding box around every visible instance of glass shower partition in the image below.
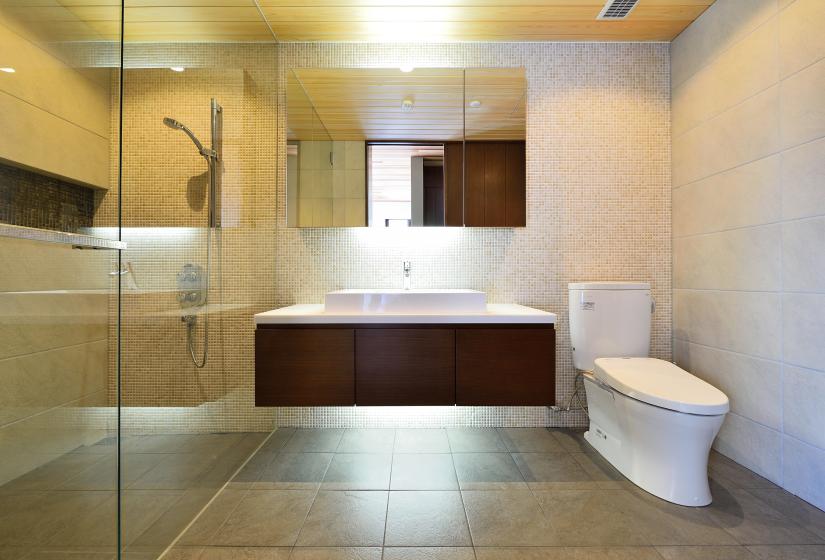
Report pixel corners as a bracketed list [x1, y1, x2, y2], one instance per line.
[1, 1, 279, 555]
[0, 0, 123, 555]
[115, 4, 279, 557]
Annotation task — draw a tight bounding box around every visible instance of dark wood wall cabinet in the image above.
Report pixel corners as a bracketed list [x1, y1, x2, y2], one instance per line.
[464, 141, 526, 227]
[255, 323, 554, 407]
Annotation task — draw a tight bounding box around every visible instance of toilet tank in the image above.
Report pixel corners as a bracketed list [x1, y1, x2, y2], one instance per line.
[568, 282, 652, 372]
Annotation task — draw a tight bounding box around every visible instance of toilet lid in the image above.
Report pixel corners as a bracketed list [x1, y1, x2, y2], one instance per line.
[593, 357, 729, 416]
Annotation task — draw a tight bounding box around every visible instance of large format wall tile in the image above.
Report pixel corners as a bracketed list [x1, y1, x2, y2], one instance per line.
[779, 0, 825, 78]
[0, 339, 107, 426]
[673, 339, 782, 430]
[673, 289, 781, 360]
[782, 293, 825, 371]
[783, 436, 825, 510]
[672, 16, 779, 137]
[782, 217, 825, 293]
[783, 365, 825, 450]
[674, 0, 825, 515]
[671, 0, 778, 88]
[781, 136, 825, 220]
[0, 237, 110, 293]
[673, 225, 781, 292]
[715, 412, 782, 483]
[673, 156, 780, 236]
[779, 56, 825, 150]
[673, 85, 780, 187]
[0, 291, 108, 358]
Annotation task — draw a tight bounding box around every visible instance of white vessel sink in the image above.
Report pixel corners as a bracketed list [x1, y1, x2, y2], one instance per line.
[324, 289, 486, 314]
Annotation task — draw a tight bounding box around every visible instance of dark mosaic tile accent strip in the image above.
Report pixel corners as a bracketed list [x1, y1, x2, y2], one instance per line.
[0, 161, 95, 233]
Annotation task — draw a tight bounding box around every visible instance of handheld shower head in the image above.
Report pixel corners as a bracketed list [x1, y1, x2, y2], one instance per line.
[163, 116, 208, 157]
[163, 117, 183, 129]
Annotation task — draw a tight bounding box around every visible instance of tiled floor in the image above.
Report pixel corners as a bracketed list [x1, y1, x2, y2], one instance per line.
[166, 428, 825, 560]
[0, 432, 267, 560]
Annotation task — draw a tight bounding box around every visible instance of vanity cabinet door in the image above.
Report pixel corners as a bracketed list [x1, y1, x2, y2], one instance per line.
[356, 328, 455, 405]
[255, 328, 355, 406]
[456, 327, 555, 405]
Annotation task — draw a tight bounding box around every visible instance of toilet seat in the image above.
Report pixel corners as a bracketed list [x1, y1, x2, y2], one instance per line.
[593, 357, 729, 416]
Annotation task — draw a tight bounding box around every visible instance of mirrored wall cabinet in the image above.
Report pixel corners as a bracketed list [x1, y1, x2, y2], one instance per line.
[286, 67, 526, 228]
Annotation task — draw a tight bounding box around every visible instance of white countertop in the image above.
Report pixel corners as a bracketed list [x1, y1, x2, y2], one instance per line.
[254, 304, 556, 325]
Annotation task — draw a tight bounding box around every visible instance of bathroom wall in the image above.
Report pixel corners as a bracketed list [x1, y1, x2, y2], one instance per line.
[671, 0, 825, 509]
[0, 10, 111, 189]
[94, 43, 279, 433]
[274, 43, 672, 428]
[103, 41, 670, 432]
[0, 237, 111, 485]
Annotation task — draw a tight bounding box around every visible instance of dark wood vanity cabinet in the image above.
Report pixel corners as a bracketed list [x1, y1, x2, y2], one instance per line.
[356, 329, 455, 405]
[464, 141, 526, 227]
[255, 328, 355, 406]
[255, 324, 554, 407]
[456, 328, 555, 405]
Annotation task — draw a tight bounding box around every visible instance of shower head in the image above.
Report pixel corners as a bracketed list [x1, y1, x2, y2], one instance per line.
[163, 117, 183, 129]
[163, 116, 207, 157]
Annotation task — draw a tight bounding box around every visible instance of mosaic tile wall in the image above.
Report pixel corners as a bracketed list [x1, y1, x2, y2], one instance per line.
[102, 41, 671, 433]
[272, 43, 671, 429]
[0, 161, 95, 232]
[95, 43, 280, 434]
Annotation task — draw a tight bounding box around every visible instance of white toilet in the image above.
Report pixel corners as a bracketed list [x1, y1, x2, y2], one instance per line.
[568, 281, 729, 507]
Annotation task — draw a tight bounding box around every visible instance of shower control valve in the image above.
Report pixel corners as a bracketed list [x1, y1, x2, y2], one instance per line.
[177, 263, 206, 308]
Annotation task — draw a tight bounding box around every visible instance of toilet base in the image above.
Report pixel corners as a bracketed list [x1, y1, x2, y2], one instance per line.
[583, 374, 725, 507]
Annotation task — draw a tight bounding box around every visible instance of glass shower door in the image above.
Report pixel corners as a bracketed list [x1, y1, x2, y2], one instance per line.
[0, 1, 123, 556]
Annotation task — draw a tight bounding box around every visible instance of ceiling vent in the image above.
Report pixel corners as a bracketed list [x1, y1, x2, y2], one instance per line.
[597, 0, 639, 19]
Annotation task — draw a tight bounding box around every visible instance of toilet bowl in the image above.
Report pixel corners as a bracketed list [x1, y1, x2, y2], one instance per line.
[583, 357, 728, 506]
[568, 282, 729, 507]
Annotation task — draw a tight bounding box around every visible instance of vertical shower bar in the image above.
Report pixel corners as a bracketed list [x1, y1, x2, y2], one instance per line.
[210, 98, 222, 229]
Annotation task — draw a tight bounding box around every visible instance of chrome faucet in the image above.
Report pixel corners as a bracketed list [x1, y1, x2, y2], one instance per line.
[403, 261, 411, 290]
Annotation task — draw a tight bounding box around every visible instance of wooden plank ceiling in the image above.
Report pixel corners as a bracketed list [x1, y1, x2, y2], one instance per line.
[287, 68, 525, 142]
[0, 1, 715, 43]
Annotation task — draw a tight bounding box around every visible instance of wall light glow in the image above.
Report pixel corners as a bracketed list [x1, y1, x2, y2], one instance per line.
[0, 67, 15, 73]
[352, 226, 463, 249]
[169, 66, 185, 72]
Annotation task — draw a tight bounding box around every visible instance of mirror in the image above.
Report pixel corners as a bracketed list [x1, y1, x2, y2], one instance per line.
[286, 67, 526, 228]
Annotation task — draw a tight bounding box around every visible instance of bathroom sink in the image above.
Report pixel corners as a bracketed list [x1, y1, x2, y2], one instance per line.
[324, 289, 486, 314]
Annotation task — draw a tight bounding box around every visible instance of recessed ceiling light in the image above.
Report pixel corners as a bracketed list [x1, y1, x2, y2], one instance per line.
[399, 65, 414, 73]
[469, 99, 482, 108]
[0, 67, 15, 73]
[169, 66, 185, 72]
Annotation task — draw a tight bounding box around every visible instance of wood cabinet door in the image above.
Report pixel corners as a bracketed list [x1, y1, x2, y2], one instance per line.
[483, 143, 507, 226]
[505, 142, 526, 226]
[443, 141, 464, 226]
[255, 328, 355, 406]
[456, 328, 555, 405]
[356, 328, 455, 405]
[463, 142, 486, 226]
[463, 141, 525, 226]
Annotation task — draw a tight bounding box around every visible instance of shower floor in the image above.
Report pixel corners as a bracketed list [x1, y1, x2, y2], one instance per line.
[0, 432, 266, 560]
[164, 428, 825, 560]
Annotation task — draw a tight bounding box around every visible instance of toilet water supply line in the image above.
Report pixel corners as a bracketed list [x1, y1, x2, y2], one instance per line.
[550, 370, 588, 414]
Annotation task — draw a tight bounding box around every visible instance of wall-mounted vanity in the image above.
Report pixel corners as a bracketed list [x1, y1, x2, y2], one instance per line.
[254, 290, 556, 407]
[286, 67, 526, 228]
